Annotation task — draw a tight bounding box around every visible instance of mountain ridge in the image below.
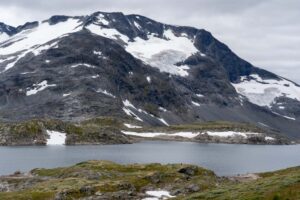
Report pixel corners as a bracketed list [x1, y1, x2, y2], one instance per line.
[0, 11, 299, 139]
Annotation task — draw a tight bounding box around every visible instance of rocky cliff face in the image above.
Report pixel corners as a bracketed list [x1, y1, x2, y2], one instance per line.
[0, 12, 299, 139]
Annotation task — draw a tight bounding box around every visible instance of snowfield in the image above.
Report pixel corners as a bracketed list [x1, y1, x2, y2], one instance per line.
[71, 63, 96, 68]
[144, 190, 175, 200]
[205, 131, 259, 138]
[0, 32, 9, 43]
[122, 100, 170, 125]
[124, 123, 142, 129]
[0, 18, 81, 55]
[126, 29, 198, 77]
[272, 111, 296, 121]
[192, 101, 201, 106]
[232, 74, 300, 107]
[26, 80, 56, 96]
[96, 14, 110, 26]
[87, 24, 129, 42]
[122, 131, 263, 139]
[0, 18, 81, 72]
[46, 130, 66, 145]
[97, 88, 116, 98]
[265, 136, 275, 141]
[88, 24, 200, 77]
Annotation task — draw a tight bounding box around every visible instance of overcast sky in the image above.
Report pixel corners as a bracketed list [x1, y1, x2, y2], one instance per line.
[0, 0, 299, 83]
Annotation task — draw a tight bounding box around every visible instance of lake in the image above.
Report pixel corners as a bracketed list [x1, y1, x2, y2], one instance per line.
[1, 141, 300, 176]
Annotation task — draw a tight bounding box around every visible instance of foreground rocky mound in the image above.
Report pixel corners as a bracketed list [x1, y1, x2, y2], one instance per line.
[0, 161, 299, 200]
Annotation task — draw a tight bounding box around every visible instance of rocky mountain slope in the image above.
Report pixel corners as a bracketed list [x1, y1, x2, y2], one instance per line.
[0, 11, 299, 140]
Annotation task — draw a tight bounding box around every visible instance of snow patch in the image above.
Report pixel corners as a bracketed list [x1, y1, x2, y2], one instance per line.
[26, 80, 56, 96]
[93, 50, 102, 56]
[192, 101, 201, 106]
[196, 93, 204, 97]
[71, 63, 95, 68]
[272, 111, 296, 120]
[21, 71, 35, 75]
[87, 24, 129, 42]
[97, 89, 116, 98]
[91, 74, 100, 79]
[258, 122, 269, 127]
[134, 21, 142, 30]
[46, 130, 66, 145]
[122, 131, 262, 139]
[159, 107, 167, 112]
[122, 100, 144, 121]
[3, 50, 29, 71]
[124, 123, 142, 129]
[204, 131, 259, 138]
[0, 18, 81, 55]
[146, 76, 151, 83]
[0, 56, 16, 64]
[232, 74, 300, 107]
[265, 136, 275, 141]
[122, 108, 143, 122]
[171, 132, 200, 138]
[144, 190, 175, 199]
[123, 99, 136, 108]
[96, 14, 109, 26]
[158, 118, 169, 126]
[31, 41, 59, 56]
[122, 131, 199, 139]
[126, 29, 199, 77]
[0, 32, 9, 43]
[63, 93, 71, 97]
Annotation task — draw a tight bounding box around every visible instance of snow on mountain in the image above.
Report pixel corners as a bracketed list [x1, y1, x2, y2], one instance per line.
[0, 11, 299, 139]
[0, 18, 81, 55]
[46, 130, 66, 145]
[122, 131, 199, 138]
[126, 29, 198, 77]
[26, 80, 57, 96]
[0, 32, 9, 43]
[232, 74, 300, 108]
[97, 88, 116, 98]
[87, 24, 129, 42]
[122, 131, 263, 139]
[87, 19, 199, 77]
[0, 18, 82, 73]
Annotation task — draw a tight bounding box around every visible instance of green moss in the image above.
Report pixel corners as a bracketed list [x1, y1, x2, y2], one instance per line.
[183, 166, 300, 200]
[9, 120, 44, 137]
[81, 117, 123, 127]
[1, 161, 299, 200]
[0, 191, 54, 200]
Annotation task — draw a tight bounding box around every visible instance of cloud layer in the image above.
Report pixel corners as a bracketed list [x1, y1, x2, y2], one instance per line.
[0, 0, 299, 83]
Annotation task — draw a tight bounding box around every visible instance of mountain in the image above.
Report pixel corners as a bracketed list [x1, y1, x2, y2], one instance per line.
[0, 11, 299, 140]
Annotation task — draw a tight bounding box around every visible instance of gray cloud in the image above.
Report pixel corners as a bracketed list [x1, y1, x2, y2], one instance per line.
[0, 0, 299, 83]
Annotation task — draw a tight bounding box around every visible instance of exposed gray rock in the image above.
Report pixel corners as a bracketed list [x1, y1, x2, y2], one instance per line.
[0, 11, 299, 141]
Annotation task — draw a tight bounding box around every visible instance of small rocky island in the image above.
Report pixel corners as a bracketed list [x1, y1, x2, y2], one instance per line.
[0, 160, 299, 200]
[0, 117, 292, 146]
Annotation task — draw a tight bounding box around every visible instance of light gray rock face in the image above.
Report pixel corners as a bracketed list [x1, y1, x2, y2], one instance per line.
[0, 12, 299, 140]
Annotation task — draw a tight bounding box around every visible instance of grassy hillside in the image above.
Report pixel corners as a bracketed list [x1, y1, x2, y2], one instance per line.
[0, 161, 299, 200]
[184, 167, 300, 200]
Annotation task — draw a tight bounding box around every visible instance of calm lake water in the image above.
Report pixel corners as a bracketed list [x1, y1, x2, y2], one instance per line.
[1, 141, 300, 176]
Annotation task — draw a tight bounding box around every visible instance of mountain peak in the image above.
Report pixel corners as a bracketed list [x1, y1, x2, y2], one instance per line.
[0, 22, 17, 36]
[0, 11, 299, 139]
